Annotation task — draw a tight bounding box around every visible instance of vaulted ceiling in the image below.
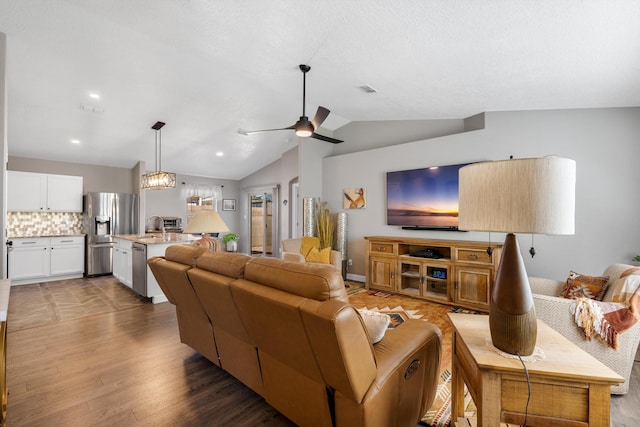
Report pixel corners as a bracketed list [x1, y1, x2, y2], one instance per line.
[1, 1, 639, 179]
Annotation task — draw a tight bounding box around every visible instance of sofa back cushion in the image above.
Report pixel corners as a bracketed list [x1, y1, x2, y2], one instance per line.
[165, 244, 207, 267]
[300, 299, 377, 403]
[230, 278, 334, 426]
[243, 257, 348, 302]
[196, 251, 252, 278]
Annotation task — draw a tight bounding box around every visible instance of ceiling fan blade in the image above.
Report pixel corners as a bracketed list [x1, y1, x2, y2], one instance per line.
[311, 132, 343, 144]
[241, 125, 296, 135]
[311, 106, 330, 130]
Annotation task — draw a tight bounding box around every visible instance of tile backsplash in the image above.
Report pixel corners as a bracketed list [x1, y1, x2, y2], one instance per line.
[7, 212, 84, 237]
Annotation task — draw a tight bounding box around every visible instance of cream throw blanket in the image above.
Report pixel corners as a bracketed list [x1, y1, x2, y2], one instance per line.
[571, 267, 640, 349]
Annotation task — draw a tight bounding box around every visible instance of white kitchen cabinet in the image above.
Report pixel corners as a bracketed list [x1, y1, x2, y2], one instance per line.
[113, 238, 133, 288]
[45, 175, 83, 212]
[8, 238, 50, 281]
[7, 171, 83, 212]
[8, 236, 85, 285]
[50, 237, 84, 276]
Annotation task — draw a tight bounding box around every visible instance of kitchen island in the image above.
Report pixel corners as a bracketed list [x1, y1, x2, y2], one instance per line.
[113, 233, 197, 303]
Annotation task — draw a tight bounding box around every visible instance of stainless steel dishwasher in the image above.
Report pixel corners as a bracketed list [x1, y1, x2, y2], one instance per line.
[131, 242, 147, 297]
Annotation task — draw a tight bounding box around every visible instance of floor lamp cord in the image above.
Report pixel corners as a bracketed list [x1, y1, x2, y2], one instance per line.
[516, 352, 531, 427]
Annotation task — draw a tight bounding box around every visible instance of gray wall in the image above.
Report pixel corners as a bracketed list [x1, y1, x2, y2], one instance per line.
[239, 145, 299, 255]
[325, 108, 640, 281]
[7, 156, 241, 236]
[8, 156, 135, 194]
[332, 118, 466, 156]
[144, 173, 240, 235]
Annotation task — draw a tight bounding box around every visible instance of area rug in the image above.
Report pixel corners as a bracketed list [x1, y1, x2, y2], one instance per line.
[348, 289, 477, 427]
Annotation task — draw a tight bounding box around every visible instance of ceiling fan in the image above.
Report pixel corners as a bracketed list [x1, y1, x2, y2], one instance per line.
[240, 64, 343, 144]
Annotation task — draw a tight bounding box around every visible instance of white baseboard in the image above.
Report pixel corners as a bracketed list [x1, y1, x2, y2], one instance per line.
[346, 273, 365, 283]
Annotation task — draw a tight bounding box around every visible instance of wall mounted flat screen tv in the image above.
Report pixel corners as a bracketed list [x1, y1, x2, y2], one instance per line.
[386, 162, 471, 230]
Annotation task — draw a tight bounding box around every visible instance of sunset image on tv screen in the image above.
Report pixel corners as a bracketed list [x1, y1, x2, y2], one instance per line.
[386, 163, 469, 227]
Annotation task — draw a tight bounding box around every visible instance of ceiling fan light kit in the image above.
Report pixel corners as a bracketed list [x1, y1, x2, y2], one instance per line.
[244, 64, 343, 144]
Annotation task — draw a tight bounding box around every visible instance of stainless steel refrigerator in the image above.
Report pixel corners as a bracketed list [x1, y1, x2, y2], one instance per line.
[84, 192, 138, 277]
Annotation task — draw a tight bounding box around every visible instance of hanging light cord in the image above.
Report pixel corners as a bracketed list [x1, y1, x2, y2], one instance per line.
[529, 234, 536, 258]
[516, 352, 531, 427]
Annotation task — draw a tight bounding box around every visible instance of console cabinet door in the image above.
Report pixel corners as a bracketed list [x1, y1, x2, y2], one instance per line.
[369, 256, 396, 291]
[455, 266, 492, 311]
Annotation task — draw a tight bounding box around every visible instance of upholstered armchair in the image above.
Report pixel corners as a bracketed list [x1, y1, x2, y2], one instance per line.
[530, 263, 640, 394]
[281, 238, 342, 272]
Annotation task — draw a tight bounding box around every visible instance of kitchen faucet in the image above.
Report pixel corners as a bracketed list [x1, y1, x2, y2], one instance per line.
[148, 215, 165, 236]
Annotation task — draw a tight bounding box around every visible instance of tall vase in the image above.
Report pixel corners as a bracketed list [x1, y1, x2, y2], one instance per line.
[336, 212, 348, 279]
[302, 197, 316, 237]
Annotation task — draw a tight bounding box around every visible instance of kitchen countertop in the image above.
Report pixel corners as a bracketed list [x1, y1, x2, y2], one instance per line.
[115, 233, 198, 245]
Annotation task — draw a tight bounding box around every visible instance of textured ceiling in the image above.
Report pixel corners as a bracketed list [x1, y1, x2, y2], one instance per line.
[1, 1, 639, 180]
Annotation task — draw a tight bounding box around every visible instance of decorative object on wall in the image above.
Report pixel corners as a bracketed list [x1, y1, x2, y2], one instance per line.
[343, 187, 366, 209]
[222, 199, 236, 211]
[183, 210, 230, 251]
[458, 156, 576, 356]
[141, 121, 176, 190]
[302, 197, 316, 237]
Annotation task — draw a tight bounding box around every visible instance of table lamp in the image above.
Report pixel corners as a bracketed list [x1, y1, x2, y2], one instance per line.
[183, 210, 230, 251]
[458, 157, 576, 356]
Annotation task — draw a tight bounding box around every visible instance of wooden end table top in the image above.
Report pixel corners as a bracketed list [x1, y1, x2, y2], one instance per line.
[448, 313, 623, 384]
[449, 313, 624, 427]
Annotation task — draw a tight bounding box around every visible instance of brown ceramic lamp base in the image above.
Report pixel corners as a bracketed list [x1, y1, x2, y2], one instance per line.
[490, 233, 537, 356]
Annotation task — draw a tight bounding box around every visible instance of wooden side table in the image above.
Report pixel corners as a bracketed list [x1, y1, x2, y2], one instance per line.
[449, 313, 623, 427]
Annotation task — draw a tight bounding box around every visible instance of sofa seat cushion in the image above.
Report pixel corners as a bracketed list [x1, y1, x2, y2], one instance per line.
[244, 257, 348, 302]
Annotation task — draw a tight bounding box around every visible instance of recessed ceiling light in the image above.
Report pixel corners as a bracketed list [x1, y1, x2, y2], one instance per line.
[216, 152, 224, 157]
[89, 92, 100, 100]
[71, 139, 80, 144]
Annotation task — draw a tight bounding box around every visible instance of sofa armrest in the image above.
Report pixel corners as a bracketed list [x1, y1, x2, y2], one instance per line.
[533, 292, 640, 394]
[529, 276, 564, 297]
[334, 319, 442, 427]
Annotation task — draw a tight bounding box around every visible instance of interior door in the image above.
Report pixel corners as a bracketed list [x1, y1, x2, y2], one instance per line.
[248, 186, 279, 256]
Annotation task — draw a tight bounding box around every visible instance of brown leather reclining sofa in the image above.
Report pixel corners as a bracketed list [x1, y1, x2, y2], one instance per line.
[148, 244, 442, 427]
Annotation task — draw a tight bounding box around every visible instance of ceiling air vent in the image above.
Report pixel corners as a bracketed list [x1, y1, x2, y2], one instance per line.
[80, 103, 105, 114]
[359, 84, 378, 94]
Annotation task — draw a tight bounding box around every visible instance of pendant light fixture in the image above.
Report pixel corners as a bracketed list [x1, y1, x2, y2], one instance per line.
[141, 121, 176, 190]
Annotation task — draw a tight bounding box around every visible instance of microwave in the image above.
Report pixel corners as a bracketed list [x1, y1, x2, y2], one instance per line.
[162, 217, 182, 231]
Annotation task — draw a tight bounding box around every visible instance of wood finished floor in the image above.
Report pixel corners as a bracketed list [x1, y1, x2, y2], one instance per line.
[6, 276, 295, 427]
[5, 277, 639, 426]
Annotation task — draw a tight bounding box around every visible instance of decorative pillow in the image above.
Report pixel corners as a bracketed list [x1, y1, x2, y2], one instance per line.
[300, 236, 321, 259]
[561, 271, 609, 300]
[306, 247, 331, 264]
[357, 309, 390, 344]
